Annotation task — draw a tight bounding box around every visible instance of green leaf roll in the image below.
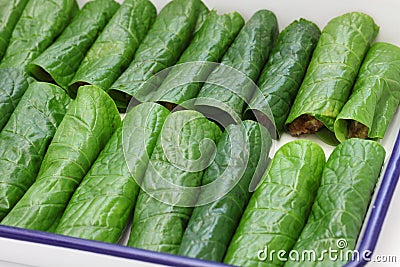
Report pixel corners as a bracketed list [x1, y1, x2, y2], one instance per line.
[195, 10, 278, 125]
[1, 85, 121, 232]
[108, 0, 209, 110]
[246, 19, 320, 135]
[286, 12, 379, 136]
[28, 0, 119, 89]
[68, 0, 156, 94]
[178, 120, 272, 262]
[0, 68, 30, 131]
[285, 139, 385, 267]
[55, 102, 169, 243]
[0, 0, 79, 71]
[334, 42, 400, 142]
[128, 110, 221, 254]
[224, 140, 326, 267]
[0, 0, 30, 60]
[0, 82, 71, 220]
[138, 11, 244, 108]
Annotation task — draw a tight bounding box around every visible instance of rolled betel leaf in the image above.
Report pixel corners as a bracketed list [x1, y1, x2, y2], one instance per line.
[128, 110, 222, 254]
[193, 10, 278, 126]
[68, 0, 156, 95]
[55, 103, 169, 243]
[0, 0, 30, 60]
[138, 11, 244, 110]
[0, 82, 71, 220]
[286, 12, 379, 136]
[0, 68, 31, 131]
[334, 42, 400, 142]
[28, 0, 119, 89]
[246, 19, 320, 135]
[108, 0, 209, 110]
[224, 140, 326, 267]
[1, 85, 121, 232]
[0, 0, 79, 71]
[285, 139, 385, 267]
[179, 120, 272, 262]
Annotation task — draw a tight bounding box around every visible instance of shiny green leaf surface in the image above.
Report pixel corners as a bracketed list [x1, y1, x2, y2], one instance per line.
[285, 139, 385, 267]
[128, 110, 221, 254]
[28, 0, 119, 89]
[56, 102, 169, 243]
[195, 10, 278, 124]
[224, 140, 325, 267]
[109, 0, 209, 109]
[335, 42, 400, 142]
[248, 19, 320, 134]
[140, 11, 244, 106]
[286, 12, 379, 132]
[69, 0, 156, 94]
[0, 0, 79, 71]
[1, 85, 121, 232]
[0, 68, 30, 131]
[0, 0, 30, 60]
[179, 120, 272, 262]
[0, 82, 71, 220]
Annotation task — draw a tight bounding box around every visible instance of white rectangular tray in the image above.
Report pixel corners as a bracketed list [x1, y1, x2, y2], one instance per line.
[1, 0, 400, 266]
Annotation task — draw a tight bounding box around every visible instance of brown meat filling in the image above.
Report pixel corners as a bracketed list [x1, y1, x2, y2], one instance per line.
[289, 114, 324, 136]
[348, 120, 369, 139]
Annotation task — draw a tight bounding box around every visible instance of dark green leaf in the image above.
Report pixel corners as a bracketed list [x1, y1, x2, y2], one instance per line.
[28, 0, 119, 89]
[0, 0, 30, 60]
[315, 127, 340, 146]
[55, 102, 169, 243]
[138, 11, 244, 107]
[286, 12, 379, 133]
[285, 139, 385, 267]
[0, 68, 30, 131]
[69, 0, 156, 94]
[108, 0, 209, 110]
[224, 140, 325, 267]
[335, 42, 400, 141]
[0, 0, 79, 71]
[247, 18, 320, 135]
[179, 120, 272, 262]
[128, 110, 221, 254]
[196, 10, 278, 125]
[0, 82, 71, 220]
[1, 85, 121, 232]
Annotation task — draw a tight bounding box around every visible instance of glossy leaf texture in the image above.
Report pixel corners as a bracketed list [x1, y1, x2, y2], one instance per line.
[69, 0, 156, 94]
[178, 120, 272, 262]
[55, 102, 169, 243]
[285, 139, 385, 267]
[139, 11, 244, 107]
[28, 0, 119, 89]
[0, 0, 79, 71]
[286, 12, 379, 132]
[0, 68, 30, 131]
[108, 0, 209, 110]
[0, 82, 71, 220]
[224, 140, 326, 267]
[247, 19, 320, 135]
[1, 85, 121, 232]
[335, 42, 400, 142]
[0, 0, 30, 60]
[128, 110, 221, 254]
[195, 10, 278, 124]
